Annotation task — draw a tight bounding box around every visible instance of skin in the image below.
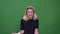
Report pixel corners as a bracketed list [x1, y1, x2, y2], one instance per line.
[18, 9, 38, 34]
[26, 9, 34, 19]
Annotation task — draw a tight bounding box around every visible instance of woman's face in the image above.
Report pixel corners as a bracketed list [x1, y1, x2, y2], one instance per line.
[26, 9, 34, 19]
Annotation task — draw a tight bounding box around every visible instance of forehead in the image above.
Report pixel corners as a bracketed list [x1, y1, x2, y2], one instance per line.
[27, 9, 33, 11]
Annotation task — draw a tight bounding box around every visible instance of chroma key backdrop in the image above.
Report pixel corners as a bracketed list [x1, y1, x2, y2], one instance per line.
[0, 0, 60, 34]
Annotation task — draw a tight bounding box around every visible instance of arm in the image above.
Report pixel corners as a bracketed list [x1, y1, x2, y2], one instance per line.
[34, 28, 39, 34]
[34, 19, 39, 34]
[18, 19, 25, 34]
[18, 30, 24, 34]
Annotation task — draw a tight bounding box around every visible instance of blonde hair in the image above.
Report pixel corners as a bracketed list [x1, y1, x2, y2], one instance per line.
[23, 6, 38, 21]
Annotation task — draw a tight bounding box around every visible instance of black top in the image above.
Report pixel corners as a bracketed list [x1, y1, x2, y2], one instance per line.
[20, 19, 39, 34]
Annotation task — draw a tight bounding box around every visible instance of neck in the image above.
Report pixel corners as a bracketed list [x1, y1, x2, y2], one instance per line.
[29, 18, 33, 20]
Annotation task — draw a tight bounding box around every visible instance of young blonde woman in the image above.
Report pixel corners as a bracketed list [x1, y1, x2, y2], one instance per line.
[12, 6, 39, 34]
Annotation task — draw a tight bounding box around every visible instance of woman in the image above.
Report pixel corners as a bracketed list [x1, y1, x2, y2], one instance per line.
[18, 6, 39, 34]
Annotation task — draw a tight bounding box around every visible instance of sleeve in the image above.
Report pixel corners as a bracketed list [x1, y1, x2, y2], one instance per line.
[35, 19, 39, 28]
[20, 19, 25, 30]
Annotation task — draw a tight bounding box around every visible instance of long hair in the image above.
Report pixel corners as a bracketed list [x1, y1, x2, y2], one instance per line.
[23, 6, 38, 21]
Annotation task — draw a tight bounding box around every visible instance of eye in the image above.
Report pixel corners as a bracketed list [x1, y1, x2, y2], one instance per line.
[27, 11, 30, 13]
[31, 11, 33, 13]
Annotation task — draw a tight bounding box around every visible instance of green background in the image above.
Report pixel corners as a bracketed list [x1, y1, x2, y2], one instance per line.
[0, 0, 60, 34]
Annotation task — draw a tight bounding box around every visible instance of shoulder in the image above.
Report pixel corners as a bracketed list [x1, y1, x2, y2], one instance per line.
[34, 19, 39, 21]
[20, 19, 26, 24]
[21, 19, 26, 22]
[34, 19, 39, 23]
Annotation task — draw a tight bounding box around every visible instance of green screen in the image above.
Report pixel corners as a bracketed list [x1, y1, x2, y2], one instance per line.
[0, 0, 60, 34]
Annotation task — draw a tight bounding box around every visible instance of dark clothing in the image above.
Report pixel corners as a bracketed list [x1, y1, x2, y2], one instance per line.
[20, 19, 39, 34]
